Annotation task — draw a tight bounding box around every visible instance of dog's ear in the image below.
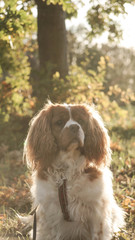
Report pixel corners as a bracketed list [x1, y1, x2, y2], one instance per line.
[84, 109, 111, 166]
[24, 105, 58, 172]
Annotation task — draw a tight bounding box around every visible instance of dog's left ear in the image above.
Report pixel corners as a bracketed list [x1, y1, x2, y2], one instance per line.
[84, 109, 111, 166]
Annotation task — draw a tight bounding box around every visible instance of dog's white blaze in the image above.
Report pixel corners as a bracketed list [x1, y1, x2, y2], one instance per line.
[64, 103, 72, 118]
[64, 105, 85, 145]
[64, 118, 79, 128]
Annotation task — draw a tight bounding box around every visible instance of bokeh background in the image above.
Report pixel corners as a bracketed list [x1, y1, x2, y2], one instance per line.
[0, 0, 135, 239]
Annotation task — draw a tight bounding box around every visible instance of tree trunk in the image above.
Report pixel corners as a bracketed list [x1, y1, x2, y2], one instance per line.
[36, 0, 68, 78]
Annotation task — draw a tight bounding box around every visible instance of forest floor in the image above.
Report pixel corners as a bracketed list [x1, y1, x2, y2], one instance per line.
[0, 134, 135, 240]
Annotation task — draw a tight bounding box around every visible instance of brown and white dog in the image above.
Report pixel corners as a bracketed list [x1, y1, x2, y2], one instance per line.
[24, 102, 125, 240]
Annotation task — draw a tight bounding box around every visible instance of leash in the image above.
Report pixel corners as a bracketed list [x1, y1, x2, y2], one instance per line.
[29, 207, 37, 240]
[33, 210, 37, 240]
[58, 178, 71, 222]
[31, 178, 71, 240]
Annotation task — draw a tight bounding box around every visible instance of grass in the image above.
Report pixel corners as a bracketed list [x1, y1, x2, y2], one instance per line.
[111, 135, 135, 240]
[0, 135, 135, 239]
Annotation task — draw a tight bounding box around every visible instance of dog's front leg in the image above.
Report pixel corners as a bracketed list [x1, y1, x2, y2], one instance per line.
[90, 221, 104, 240]
[91, 220, 113, 240]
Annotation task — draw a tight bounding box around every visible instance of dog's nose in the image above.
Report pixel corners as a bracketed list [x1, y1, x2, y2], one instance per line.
[69, 124, 79, 133]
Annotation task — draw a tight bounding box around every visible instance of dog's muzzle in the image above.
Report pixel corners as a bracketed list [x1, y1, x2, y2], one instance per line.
[60, 120, 85, 150]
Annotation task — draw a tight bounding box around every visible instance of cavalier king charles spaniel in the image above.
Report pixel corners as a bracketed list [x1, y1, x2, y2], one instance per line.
[24, 102, 125, 240]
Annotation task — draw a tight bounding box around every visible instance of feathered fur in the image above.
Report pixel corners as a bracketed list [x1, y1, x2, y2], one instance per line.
[24, 103, 125, 240]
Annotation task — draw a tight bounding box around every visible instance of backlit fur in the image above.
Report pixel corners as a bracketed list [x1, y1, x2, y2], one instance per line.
[24, 102, 125, 240]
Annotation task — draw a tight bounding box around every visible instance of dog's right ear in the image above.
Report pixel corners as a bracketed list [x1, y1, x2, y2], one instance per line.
[24, 104, 58, 173]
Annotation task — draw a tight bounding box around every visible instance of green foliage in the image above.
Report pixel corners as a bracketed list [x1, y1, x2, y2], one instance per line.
[0, 0, 35, 38]
[30, 64, 69, 110]
[46, 0, 135, 40]
[0, 54, 33, 120]
[0, 0, 135, 149]
[0, 0, 36, 120]
[76, 44, 135, 94]
[87, 0, 135, 41]
[33, 56, 134, 133]
[101, 45, 135, 92]
[46, 0, 78, 15]
[65, 61, 134, 131]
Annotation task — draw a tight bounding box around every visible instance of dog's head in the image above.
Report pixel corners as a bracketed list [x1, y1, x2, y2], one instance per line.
[24, 103, 111, 173]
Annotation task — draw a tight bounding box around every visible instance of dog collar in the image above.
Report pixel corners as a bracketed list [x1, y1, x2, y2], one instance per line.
[58, 178, 71, 222]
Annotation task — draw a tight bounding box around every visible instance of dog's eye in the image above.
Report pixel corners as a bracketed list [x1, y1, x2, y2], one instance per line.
[55, 119, 64, 126]
[77, 118, 85, 126]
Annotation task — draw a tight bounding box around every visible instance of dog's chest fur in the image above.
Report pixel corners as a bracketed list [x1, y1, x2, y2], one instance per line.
[29, 152, 123, 240]
[31, 156, 111, 226]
